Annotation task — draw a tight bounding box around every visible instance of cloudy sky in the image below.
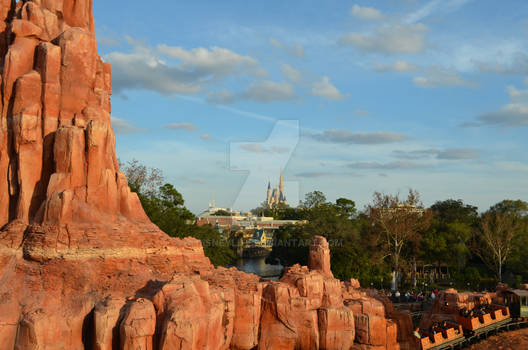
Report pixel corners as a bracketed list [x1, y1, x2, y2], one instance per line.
[95, 0, 528, 214]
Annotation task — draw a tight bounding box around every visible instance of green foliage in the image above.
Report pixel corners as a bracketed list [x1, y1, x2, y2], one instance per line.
[251, 202, 304, 220]
[121, 160, 236, 267]
[267, 192, 383, 281]
[421, 199, 478, 270]
[211, 209, 231, 216]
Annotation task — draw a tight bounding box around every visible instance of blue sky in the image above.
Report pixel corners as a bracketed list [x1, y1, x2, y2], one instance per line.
[93, 0, 528, 214]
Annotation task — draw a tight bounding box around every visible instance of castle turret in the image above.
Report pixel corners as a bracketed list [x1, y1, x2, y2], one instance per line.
[279, 172, 286, 203]
[266, 181, 271, 206]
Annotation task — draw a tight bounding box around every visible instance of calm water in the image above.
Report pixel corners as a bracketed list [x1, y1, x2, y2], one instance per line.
[232, 257, 283, 279]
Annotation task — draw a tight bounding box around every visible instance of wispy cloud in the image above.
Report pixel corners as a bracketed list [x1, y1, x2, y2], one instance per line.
[164, 122, 198, 131]
[350, 4, 384, 21]
[464, 84, 528, 127]
[280, 63, 303, 84]
[308, 130, 406, 145]
[437, 148, 480, 160]
[111, 116, 146, 134]
[239, 144, 291, 154]
[392, 148, 479, 160]
[269, 37, 305, 58]
[348, 161, 428, 170]
[405, 0, 474, 24]
[373, 60, 418, 72]
[339, 23, 429, 55]
[413, 66, 475, 88]
[310, 77, 346, 101]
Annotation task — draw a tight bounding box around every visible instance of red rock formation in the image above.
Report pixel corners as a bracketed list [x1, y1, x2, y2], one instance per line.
[0, 1, 413, 349]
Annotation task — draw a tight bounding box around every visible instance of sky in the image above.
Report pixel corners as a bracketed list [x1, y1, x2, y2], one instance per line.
[93, 0, 528, 214]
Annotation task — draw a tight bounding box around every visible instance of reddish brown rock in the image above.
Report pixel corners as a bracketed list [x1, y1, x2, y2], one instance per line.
[318, 307, 355, 350]
[120, 298, 156, 350]
[309, 235, 333, 277]
[93, 297, 127, 350]
[0, 1, 411, 350]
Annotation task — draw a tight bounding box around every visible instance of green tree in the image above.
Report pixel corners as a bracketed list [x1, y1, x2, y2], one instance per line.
[211, 209, 231, 216]
[301, 190, 327, 209]
[268, 192, 381, 283]
[422, 199, 478, 271]
[120, 161, 236, 267]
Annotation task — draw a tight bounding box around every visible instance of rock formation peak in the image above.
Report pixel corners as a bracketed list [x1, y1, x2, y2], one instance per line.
[0, 0, 147, 229]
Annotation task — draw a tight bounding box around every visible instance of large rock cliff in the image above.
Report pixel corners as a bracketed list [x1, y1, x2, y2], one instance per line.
[0, 1, 413, 349]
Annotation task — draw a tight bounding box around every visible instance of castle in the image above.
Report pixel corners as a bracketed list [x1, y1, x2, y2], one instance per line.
[266, 173, 287, 208]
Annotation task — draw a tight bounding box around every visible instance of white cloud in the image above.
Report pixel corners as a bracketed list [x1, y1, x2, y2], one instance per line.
[269, 37, 305, 58]
[200, 134, 213, 141]
[348, 161, 427, 170]
[308, 130, 406, 144]
[466, 84, 528, 127]
[157, 45, 259, 77]
[447, 41, 528, 75]
[310, 76, 345, 101]
[392, 149, 440, 159]
[373, 60, 418, 72]
[350, 4, 383, 20]
[164, 122, 198, 131]
[437, 148, 480, 160]
[339, 23, 429, 54]
[106, 49, 202, 95]
[210, 81, 296, 104]
[243, 81, 296, 102]
[111, 116, 146, 134]
[280, 63, 303, 84]
[105, 39, 262, 96]
[472, 104, 528, 127]
[475, 52, 528, 75]
[507, 85, 528, 103]
[413, 66, 474, 88]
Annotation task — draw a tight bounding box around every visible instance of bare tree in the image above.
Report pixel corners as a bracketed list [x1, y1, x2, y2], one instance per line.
[473, 211, 520, 282]
[119, 159, 164, 196]
[367, 189, 431, 290]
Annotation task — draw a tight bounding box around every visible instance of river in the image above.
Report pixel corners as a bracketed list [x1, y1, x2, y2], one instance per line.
[232, 256, 283, 279]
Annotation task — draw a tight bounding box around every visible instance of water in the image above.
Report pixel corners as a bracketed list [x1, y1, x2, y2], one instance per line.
[232, 257, 283, 280]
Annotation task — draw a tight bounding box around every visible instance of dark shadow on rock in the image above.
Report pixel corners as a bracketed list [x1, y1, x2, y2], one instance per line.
[82, 307, 94, 350]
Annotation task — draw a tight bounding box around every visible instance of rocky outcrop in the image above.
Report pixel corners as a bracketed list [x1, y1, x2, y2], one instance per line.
[0, 1, 413, 349]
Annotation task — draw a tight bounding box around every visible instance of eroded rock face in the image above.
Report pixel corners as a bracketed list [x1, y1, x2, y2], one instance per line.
[0, 1, 412, 349]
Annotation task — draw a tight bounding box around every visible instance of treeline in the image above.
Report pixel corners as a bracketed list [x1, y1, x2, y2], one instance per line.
[121, 160, 237, 267]
[263, 190, 528, 290]
[121, 160, 528, 290]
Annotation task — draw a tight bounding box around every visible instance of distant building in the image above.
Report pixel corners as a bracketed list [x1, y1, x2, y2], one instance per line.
[266, 173, 286, 208]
